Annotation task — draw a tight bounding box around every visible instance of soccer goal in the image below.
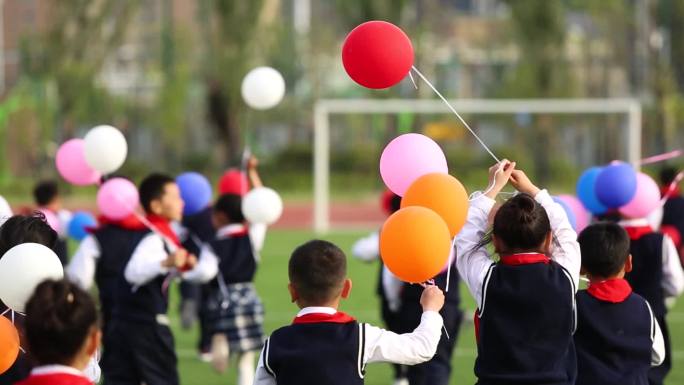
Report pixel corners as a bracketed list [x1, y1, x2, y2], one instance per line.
[313, 98, 642, 234]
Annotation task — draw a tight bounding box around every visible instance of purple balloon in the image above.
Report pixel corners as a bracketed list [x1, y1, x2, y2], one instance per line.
[595, 162, 637, 208]
[97, 178, 139, 220]
[56, 139, 101, 186]
[380, 134, 448, 196]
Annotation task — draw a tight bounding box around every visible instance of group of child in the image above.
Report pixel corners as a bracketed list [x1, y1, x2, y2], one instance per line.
[0, 159, 683, 385]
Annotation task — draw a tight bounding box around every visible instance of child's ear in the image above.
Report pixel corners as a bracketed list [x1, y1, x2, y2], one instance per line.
[150, 200, 164, 215]
[287, 283, 298, 303]
[624, 254, 633, 273]
[543, 232, 553, 254]
[341, 279, 352, 299]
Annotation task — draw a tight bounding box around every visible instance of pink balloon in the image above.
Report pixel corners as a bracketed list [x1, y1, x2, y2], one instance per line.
[619, 172, 661, 219]
[557, 194, 590, 232]
[380, 134, 448, 196]
[55, 139, 101, 186]
[37, 209, 60, 233]
[97, 178, 139, 220]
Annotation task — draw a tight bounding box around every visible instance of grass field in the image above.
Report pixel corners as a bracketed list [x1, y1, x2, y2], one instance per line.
[167, 229, 684, 385]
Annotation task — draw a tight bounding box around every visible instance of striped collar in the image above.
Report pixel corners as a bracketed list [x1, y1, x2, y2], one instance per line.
[587, 278, 632, 303]
[293, 307, 355, 325]
[31, 365, 87, 378]
[499, 253, 550, 266]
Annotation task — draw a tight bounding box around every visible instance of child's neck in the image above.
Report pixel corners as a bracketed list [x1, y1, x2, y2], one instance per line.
[298, 298, 341, 311]
[586, 271, 625, 284]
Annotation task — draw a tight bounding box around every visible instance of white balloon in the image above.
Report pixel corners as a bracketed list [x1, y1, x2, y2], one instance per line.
[84, 125, 128, 174]
[241, 67, 286, 110]
[242, 187, 283, 225]
[0, 243, 64, 312]
[0, 195, 12, 227]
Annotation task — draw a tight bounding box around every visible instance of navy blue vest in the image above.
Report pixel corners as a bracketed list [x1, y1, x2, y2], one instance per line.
[112, 231, 170, 323]
[575, 291, 653, 385]
[181, 207, 214, 256]
[93, 225, 147, 325]
[625, 233, 665, 316]
[265, 321, 364, 385]
[475, 260, 577, 385]
[210, 234, 256, 284]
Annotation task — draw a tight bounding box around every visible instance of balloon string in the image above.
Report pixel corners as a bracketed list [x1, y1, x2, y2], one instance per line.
[660, 170, 684, 206]
[418, 279, 450, 339]
[445, 237, 457, 293]
[408, 71, 418, 90]
[241, 146, 252, 196]
[640, 149, 682, 165]
[411, 66, 500, 163]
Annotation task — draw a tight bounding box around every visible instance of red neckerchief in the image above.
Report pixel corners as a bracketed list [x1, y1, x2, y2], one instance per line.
[661, 186, 681, 199]
[87, 215, 147, 233]
[661, 225, 682, 248]
[623, 226, 653, 241]
[218, 224, 249, 239]
[587, 278, 632, 303]
[146, 214, 181, 247]
[499, 253, 550, 266]
[292, 311, 356, 325]
[474, 310, 481, 344]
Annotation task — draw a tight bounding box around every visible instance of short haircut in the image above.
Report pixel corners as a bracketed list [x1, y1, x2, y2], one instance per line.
[289, 240, 347, 304]
[0, 213, 58, 257]
[578, 222, 630, 278]
[660, 167, 678, 186]
[25, 279, 99, 365]
[139, 173, 175, 213]
[33, 180, 59, 206]
[214, 194, 244, 223]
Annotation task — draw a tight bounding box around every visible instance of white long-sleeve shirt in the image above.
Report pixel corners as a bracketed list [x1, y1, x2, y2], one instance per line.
[66, 235, 100, 289]
[618, 218, 684, 298]
[647, 301, 666, 366]
[253, 306, 443, 385]
[456, 189, 582, 309]
[124, 233, 176, 286]
[182, 223, 267, 283]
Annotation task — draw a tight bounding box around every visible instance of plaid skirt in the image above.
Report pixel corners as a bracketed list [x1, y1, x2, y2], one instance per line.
[205, 282, 265, 353]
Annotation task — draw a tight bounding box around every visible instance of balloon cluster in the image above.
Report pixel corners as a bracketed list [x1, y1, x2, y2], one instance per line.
[377, 133, 469, 283]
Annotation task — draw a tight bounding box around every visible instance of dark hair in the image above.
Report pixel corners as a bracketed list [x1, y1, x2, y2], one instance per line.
[139, 173, 175, 213]
[33, 180, 59, 206]
[25, 279, 99, 365]
[660, 167, 678, 186]
[289, 240, 347, 304]
[214, 194, 244, 223]
[492, 193, 551, 253]
[389, 194, 402, 213]
[0, 214, 58, 256]
[578, 222, 630, 278]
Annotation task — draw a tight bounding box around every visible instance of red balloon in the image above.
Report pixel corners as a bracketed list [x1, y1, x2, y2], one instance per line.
[218, 169, 249, 196]
[342, 21, 414, 89]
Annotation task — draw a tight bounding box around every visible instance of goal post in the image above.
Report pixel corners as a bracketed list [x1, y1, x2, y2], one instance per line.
[313, 98, 642, 234]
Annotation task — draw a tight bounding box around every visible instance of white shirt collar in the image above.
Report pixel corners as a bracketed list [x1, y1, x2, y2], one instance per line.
[618, 218, 651, 227]
[296, 306, 337, 317]
[31, 365, 87, 377]
[216, 223, 247, 239]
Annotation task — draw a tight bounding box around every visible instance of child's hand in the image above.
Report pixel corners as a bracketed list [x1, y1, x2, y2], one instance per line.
[179, 254, 198, 272]
[163, 248, 188, 269]
[485, 160, 516, 199]
[420, 285, 445, 312]
[247, 156, 259, 170]
[510, 169, 541, 196]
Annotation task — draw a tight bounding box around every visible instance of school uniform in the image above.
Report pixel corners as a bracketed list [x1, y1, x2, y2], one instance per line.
[661, 187, 684, 251]
[15, 365, 92, 385]
[253, 306, 444, 385]
[575, 278, 665, 385]
[455, 190, 581, 385]
[183, 223, 267, 353]
[621, 219, 684, 385]
[101, 215, 182, 385]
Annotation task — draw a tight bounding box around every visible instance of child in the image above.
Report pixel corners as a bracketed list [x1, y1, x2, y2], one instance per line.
[575, 222, 664, 385]
[16, 279, 100, 385]
[66, 212, 148, 336]
[455, 161, 581, 385]
[620, 209, 684, 385]
[659, 167, 684, 256]
[183, 193, 267, 384]
[253, 240, 445, 385]
[101, 173, 195, 385]
[33, 180, 71, 265]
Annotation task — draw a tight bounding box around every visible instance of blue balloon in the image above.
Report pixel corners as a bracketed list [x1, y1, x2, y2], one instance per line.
[595, 162, 637, 208]
[176, 172, 213, 216]
[576, 167, 608, 215]
[553, 196, 577, 231]
[67, 211, 97, 241]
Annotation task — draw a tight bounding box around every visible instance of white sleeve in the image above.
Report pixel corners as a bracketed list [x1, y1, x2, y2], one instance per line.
[254, 343, 277, 385]
[66, 235, 100, 290]
[182, 244, 219, 283]
[661, 235, 684, 297]
[364, 311, 443, 365]
[249, 223, 268, 253]
[124, 233, 171, 286]
[536, 189, 581, 291]
[382, 266, 403, 312]
[647, 301, 666, 366]
[351, 232, 380, 262]
[455, 193, 497, 309]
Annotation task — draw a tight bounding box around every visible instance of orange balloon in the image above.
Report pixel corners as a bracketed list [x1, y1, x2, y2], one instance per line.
[380, 206, 451, 283]
[401, 173, 469, 237]
[0, 316, 19, 375]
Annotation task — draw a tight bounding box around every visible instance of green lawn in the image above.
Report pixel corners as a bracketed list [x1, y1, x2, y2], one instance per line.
[168, 229, 684, 385]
